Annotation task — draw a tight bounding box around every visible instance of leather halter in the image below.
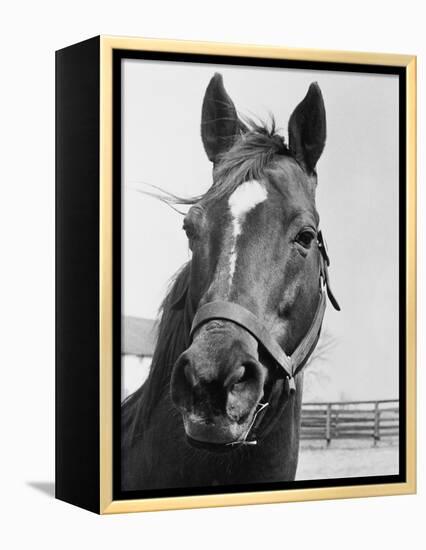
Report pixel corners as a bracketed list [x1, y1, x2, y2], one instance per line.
[186, 231, 340, 448]
[190, 293, 325, 393]
[190, 231, 340, 393]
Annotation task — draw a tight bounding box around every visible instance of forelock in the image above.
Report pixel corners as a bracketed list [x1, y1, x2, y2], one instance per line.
[201, 118, 292, 205]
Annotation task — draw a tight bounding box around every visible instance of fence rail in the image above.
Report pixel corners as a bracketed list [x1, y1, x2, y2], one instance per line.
[300, 400, 399, 444]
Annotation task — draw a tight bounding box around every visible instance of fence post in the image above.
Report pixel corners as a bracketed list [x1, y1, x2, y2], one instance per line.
[326, 403, 332, 446]
[334, 408, 339, 440]
[373, 401, 380, 446]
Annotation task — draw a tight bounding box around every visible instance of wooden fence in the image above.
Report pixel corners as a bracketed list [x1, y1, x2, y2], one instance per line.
[300, 399, 399, 444]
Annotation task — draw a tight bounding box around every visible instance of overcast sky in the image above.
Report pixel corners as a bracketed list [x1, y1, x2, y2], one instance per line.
[122, 58, 399, 401]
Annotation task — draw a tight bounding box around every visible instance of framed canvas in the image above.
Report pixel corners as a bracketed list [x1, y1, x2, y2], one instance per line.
[55, 36, 416, 514]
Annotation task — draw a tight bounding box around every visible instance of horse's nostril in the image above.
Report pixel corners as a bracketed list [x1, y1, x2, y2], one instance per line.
[171, 352, 195, 408]
[226, 360, 261, 391]
[225, 361, 264, 423]
[225, 366, 246, 389]
[184, 362, 197, 388]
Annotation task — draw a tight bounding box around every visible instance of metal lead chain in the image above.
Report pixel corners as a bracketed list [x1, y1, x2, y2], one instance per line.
[226, 402, 269, 447]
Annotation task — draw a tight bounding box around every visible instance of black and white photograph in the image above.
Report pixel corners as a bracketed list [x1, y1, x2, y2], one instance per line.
[119, 54, 404, 495]
[2, 0, 424, 541]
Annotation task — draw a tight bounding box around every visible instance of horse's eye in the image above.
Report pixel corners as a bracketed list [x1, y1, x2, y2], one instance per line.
[182, 220, 196, 241]
[296, 230, 315, 249]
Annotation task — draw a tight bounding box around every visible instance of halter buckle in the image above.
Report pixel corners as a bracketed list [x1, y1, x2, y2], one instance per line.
[287, 376, 296, 394]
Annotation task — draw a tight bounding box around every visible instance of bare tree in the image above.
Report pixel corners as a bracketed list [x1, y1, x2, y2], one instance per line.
[303, 329, 337, 401]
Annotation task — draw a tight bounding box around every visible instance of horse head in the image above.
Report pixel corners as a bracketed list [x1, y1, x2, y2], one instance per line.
[170, 73, 336, 450]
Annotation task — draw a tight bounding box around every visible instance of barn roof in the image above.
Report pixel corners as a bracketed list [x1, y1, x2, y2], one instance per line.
[123, 317, 158, 356]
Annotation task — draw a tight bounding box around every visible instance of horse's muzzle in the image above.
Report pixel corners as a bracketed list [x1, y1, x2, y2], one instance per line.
[170, 321, 268, 448]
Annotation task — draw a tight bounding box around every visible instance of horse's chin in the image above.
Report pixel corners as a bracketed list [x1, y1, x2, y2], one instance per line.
[182, 413, 253, 450]
[184, 434, 240, 453]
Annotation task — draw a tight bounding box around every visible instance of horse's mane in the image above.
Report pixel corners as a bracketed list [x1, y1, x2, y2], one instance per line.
[125, 262, 193, 425]
[125, 119, 292, 426]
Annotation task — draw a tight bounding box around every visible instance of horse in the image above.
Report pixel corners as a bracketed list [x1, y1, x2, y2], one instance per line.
[121, 73, 339, 491]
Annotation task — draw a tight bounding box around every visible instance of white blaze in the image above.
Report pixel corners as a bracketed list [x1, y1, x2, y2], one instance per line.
[227, 180, 268, 291]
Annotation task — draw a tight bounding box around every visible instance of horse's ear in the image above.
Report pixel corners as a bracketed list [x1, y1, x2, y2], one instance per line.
[201, 73, 240, 163]
[288, 82, 326, 174]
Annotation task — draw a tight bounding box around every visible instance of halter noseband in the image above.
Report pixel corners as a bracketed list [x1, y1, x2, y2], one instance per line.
[187, 231, 340, 448]
[190, 290, 327, 392]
